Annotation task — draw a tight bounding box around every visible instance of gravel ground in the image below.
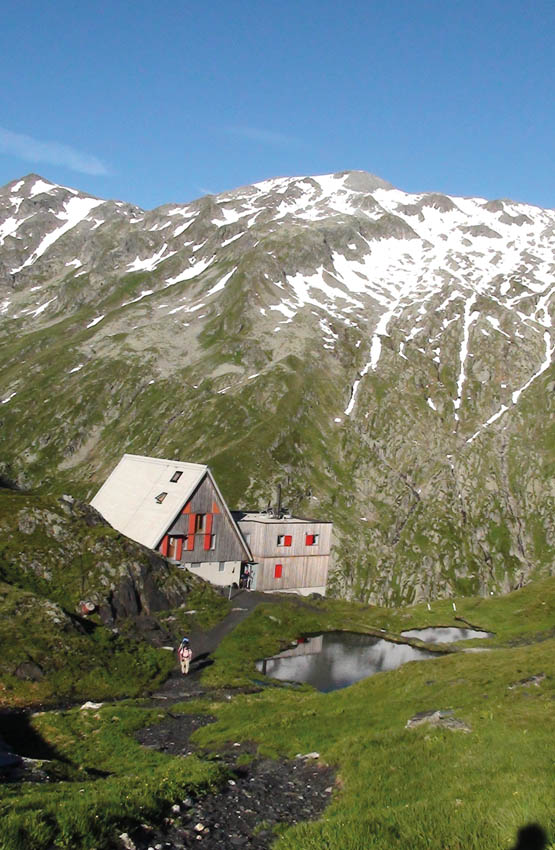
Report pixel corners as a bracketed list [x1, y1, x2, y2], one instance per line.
[128, 714, 334, 849]
[131, 673, 336, 850]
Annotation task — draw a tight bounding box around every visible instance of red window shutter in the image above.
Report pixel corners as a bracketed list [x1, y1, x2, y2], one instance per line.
[176, 537, 184, 560]
[204, 514, 213, 550]
[187, 514, 196, 550]
[274, 563, 282, 579]
[182, 502, 191, 514]
[284, 535, 292, 546]
[212, 501, 220, 514]
[160, 535, 169, 556]
[306, 534, 314, 546]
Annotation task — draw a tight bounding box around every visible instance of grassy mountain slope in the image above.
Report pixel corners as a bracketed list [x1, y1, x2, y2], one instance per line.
[2, 576, 553, 849]
[0, 486, 228, 707]
[186, 577, 555, 850]
[1, 172, 553, 604]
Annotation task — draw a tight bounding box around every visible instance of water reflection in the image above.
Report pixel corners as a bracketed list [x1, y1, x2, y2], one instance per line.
[400, 627, 492, 643]
[256, 631, 436, 693]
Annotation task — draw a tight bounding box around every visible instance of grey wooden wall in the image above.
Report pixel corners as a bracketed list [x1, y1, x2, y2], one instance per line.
[254, 555, 329, 591]
[236, 516, 332, 591]
[166, 475, 246, 563]
[238, 518, 332, 559]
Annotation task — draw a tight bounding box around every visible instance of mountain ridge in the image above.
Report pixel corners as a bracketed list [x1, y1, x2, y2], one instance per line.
[0, 170, 553, 604]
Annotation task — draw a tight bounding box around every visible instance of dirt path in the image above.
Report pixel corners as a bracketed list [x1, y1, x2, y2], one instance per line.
[3, 589, 336, 848]
[151, 589, 288, 702]
[130, 590, 337, 849]
[126, 736, 335, 849]
[189, 588, 282, 657]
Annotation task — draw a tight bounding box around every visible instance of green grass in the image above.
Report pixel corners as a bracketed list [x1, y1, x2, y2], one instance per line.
[1, 579, 553, 849]
[157, 581, 231, 636]
[0, 703, 226, 850]
[188, 579, 555, 850]
[200, 576, 555, 691]
[0, 580, 175, 708]
[191, 640, 554, 850]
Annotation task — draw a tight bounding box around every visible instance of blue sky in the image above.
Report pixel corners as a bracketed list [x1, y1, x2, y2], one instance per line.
[1, 0, 554, 209]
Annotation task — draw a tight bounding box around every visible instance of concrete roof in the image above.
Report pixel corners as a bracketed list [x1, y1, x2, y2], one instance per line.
[233, 511, 332, 525]
[90, 454, 209, 549]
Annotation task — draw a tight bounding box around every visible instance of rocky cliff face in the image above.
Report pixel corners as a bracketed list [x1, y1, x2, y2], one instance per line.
[0, 485, 223, 705]
[10, 494, 195, 625]
[0, 171, 553, 603]
[0, 486, 208, 631]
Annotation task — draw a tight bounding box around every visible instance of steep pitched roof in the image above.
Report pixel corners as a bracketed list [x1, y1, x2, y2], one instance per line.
[90, 454, 222, 551]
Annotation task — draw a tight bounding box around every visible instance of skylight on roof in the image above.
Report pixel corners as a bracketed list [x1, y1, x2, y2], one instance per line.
[170, 471, 183, 483]
[155, 492, 168, 503]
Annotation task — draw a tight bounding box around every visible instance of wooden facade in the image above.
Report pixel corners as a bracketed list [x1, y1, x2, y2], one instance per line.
[91, 453, 332, 595]
[158, 474, 248, 586]
[162, 475, 246, 565]
[234, 513, 332, 594]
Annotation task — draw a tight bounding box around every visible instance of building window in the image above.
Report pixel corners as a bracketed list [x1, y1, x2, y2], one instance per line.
[155, 492, 167, 503]
[274, 563, 283, 579]
[305, 533, 319, 546]
[243, 531, 251, 545]
[277, 534, 292, 546]
[170, 471, 183, 483]
[209, 535, 216, 550]
[195, 513, 206, 532]
[218, 562, 225, 572]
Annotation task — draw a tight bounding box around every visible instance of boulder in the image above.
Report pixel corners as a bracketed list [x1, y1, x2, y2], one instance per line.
[406, 709, 471, 733]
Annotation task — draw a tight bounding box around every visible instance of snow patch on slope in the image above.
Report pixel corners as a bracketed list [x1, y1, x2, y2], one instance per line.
[206, 267, 237, 296]
[29, 178, 60, 197]
[126, 244, 176, 272]
[467, 330, 554, 443]
[86, 315, 105, 328]
[165, 256, 214, 287]
[12, 197, 104, 273]
[453, 295, 478, 421]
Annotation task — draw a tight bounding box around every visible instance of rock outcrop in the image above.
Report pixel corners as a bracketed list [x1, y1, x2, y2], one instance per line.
[0, 486, 224, 705]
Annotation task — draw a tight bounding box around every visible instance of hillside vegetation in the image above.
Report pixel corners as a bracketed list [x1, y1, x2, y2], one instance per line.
[195, 580, 555, 850]
[1, 572, 553, 849]
[0, 486, 228, 707]
[1, 172, 553, 603]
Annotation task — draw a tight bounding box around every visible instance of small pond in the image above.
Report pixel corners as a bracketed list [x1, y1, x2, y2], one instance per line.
[400, 627, 492, 643]
[255, 631, 438, 693]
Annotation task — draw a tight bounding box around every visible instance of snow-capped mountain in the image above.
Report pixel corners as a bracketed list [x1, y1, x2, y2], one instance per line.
[0, 171, 553, 603]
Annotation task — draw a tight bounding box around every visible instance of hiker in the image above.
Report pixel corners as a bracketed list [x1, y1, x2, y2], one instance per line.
[178, 637, 192, 675]
[242, 565, 252, 589]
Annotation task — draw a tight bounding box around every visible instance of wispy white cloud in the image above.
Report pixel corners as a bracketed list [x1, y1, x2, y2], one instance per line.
[226, 125, 303, 148]
[0, 127, 109, 176]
